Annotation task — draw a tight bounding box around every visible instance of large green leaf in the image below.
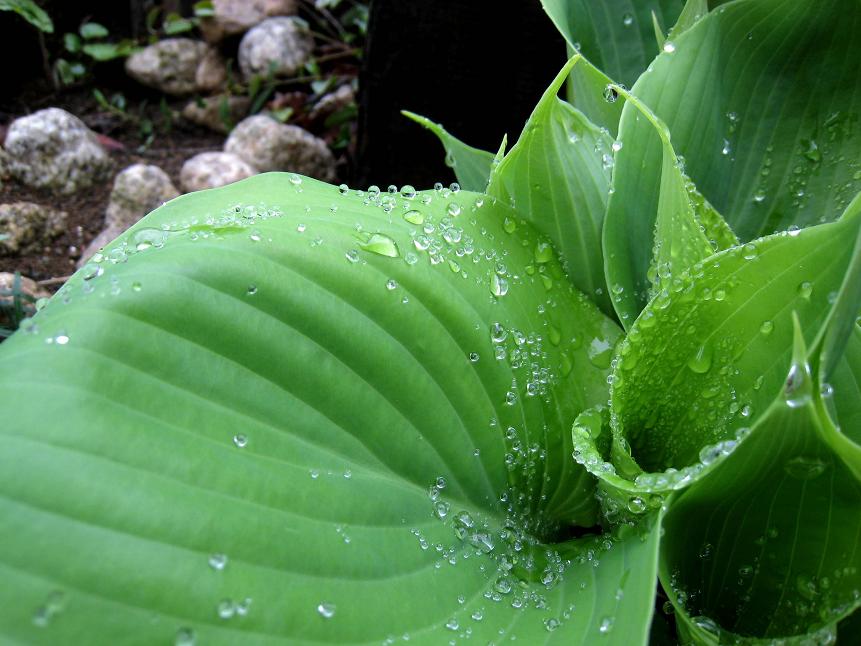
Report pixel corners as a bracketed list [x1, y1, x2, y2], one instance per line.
[659, 323, 861, 642]
[0, 174, 675, 643]
[604, 0, 861, 322]
[401, 111, 496, 193]
[540, 0, 684, 88]
[487, 55, 614, 317]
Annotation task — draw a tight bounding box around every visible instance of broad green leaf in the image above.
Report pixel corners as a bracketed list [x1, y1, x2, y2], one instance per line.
[540, 0, 684, 88]
[572, 193, 861, 501]
[0, 174, 643, 643]
[401, 111, 495, 193]
[0, 0, 53, 32]
[605, 0, 861, 320]
[488, 56, 614, 316]
[82, 41, 137, 62]
[829, 327, 861, 446]
[659, 323, 861, 641]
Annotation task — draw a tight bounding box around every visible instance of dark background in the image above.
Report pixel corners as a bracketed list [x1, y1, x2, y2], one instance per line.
[0, 0, 566, 189]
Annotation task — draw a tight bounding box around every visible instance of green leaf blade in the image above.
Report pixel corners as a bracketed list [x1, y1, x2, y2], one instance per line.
[0, 174, 637, 643]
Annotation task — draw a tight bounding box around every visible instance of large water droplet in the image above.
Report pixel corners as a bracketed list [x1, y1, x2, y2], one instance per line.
[361, 233, 400, 258]
[687, 343, 713, 374]
[784, 455, 828, 480]
[317, 603, 336, 619]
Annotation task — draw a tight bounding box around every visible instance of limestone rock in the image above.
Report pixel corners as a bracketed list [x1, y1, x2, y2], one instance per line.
[0, 201, 67, 256]
[180, 151, 257, 192]
[238, 17, 313, 79]
[4, 108, 112, 195]
[182, 95, 251, 133]
[225, 114, 336, 181]
[126, 39, 226, 96]
[200, 0, 298, 42]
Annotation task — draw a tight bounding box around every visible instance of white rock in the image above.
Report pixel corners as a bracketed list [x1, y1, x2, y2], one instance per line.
[0, 201, 67, 256]
[225, 114, 336, 181]
[126, 39, 225, 95]
[4, 108, 112, 194]
[238, 16, 313, 79]
[180, 152, 257, 193]
[201, 0, 298, 42]
[78, 164, 179, 266]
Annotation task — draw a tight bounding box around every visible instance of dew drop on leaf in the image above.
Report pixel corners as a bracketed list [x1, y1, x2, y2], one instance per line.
[784, 456, 828, 480]
[403, 209, 424, 225]
[361, 233, 400, 258]
[686, 343, 713, 374]
[317, 603, 336, 619]
[233, 434, 248, 448]
[208, 553, 227, 571]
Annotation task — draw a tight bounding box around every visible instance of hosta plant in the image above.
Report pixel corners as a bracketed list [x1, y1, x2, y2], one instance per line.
[1, 0, 860, 644]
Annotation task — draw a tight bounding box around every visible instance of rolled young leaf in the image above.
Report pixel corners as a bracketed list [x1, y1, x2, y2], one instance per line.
[487, 55, 615, 317]
[605, 0, 861, 321]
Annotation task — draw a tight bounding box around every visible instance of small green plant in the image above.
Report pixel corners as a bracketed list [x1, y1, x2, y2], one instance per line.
[0, 272, 39, 338]
[55, 20, 138, 86]
[0, 0, 859, 644]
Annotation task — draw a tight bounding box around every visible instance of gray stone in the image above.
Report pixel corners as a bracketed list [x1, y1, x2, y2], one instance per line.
[182, 95, 251, 133]
[4, 108, 112, 195]
[180, 152, 257, 193]
[126, 39, 225, 96]
[225, 114, 336, 182]
[0, 201, 67, 256]
[238, 16, 313, 80]
[201, 0, 298, 42]
[78, 164, 179, 266]
[309, 84, 356, 123]
[195, 46, 228, 93]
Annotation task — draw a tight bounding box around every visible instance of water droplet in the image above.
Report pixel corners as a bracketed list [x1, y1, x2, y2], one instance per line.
[296, 223, 306, 233]
[132, 228, 167, 251]
[386, 279, 398, 290]
[503, 216, 517, 234]
[345, 249, 360, 263]
[217, 598, 236, 619]
[611, 140, 623, 152]
[587, 338, 613, 369]
[175, 628, 196, 646]
[132, 281, 142, 292]
[246, 284, 258, 296]
[798, 281, 813, 299]
[338, 183, 349, 195]
[784, 456, 828, 480]
[362, 233, 400, 258]
[626, 497, 646, 514]
[469, 352, 480, 363]
[208, 553, 228, 570]
[445, 618, 459, 631]
[81, 262, 103, 281]
[544, 617, 562, 632]
[447, 203, 462, 217]
[760, 320, 774, 336]
[599, 616, 615, 634]
[400, 185, 417, 199]
[249, 229, 262, 242]
[602, 85, 618, 103]
[534, 241, 554, 263]
[622, 12, 633, 26]
[403, 209, 424, 225]
[721, 139, 731, 156]
[317, 603, 336, 619]
[687, 343, 713, 374]
[784, 361, 813, 408]
[490, 273, 509, 297]
[233, 434, 248, 448]
[288, 173, 303, 185]
[662, 41, 676, 53]
[54, 332, 70, 345]
[490, 322, 508, 343]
